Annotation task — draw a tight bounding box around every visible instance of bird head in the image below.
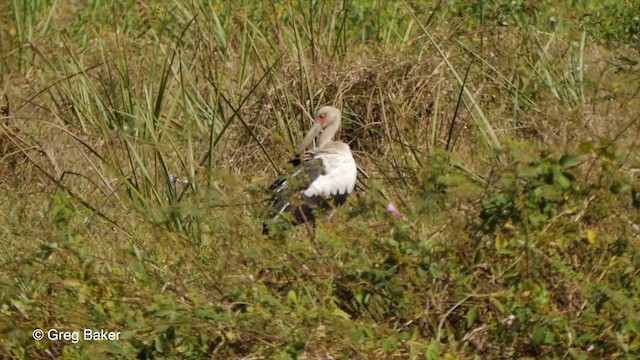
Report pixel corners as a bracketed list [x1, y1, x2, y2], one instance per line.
[299, 106, 342, 152]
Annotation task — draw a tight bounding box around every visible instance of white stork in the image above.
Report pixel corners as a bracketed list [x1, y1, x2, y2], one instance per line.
[263, 106, 357, 234]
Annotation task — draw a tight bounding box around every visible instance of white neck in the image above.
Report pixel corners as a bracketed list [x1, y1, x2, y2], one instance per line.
[317, 118, 340, 148]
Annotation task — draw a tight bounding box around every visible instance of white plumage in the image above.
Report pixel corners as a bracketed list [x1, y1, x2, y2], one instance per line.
[303, 143, 357, 198]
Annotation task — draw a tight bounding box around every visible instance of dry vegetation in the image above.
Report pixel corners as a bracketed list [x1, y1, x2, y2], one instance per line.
[1, 0, 640, 358]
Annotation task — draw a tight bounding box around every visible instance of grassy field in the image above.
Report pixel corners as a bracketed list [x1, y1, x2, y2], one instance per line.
[1, 0, 639, 358]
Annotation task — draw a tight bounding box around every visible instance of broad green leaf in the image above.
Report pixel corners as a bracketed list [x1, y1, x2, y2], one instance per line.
[532, 325, 547, 345]
[559, 154, 580, 169]
[466, 306, 479, 328]
[556, 173, 573, 189]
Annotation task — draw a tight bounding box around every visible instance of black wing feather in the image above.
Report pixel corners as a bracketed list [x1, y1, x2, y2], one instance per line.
[288, 151, 315, 167]
[268, 156, 325, 193]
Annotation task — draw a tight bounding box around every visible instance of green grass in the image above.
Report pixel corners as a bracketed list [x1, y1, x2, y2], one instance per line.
[1, 0, 640, 358]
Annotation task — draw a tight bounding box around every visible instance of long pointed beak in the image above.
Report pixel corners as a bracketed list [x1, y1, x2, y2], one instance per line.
[298, 122, 322, 152]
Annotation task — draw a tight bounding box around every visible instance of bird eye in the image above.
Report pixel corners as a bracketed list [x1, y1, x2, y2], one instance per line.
[318, 113, 327, 121]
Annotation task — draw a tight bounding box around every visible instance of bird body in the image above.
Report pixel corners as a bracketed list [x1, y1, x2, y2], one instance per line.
[302, 142, 356, 198]
[263, 106, 356, 234]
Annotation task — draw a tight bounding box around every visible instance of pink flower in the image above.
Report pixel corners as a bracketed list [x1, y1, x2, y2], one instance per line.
[386, 203, 403, 220]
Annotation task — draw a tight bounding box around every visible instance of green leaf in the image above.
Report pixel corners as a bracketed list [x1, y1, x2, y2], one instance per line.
[332, 307, 351, 320]
[556, 173, 573, 189]
[515, 308, 529, 325]
[364, 327, 374, 338]
[355, 327, 374, 343]
[417, 266, 428, 278]
[131, 244, 142, 259]
[154, 336, 166, 353]
[466, 306, 479, 328]
[429, 265, 444, 279]
[568, 348, 588, 360]
[544, 328, 556, 344]
[425, 341, 440, 360]
[153, 323, 170, 333]
[119, 330, 136, 340]
[491, 298, 506, 314]
[287, 290, 297, 304]
[560, 154, 581, 169]
[532, 325, 547, 346]
[195, 309, 219, 319]
[381, 338, 397, 352]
